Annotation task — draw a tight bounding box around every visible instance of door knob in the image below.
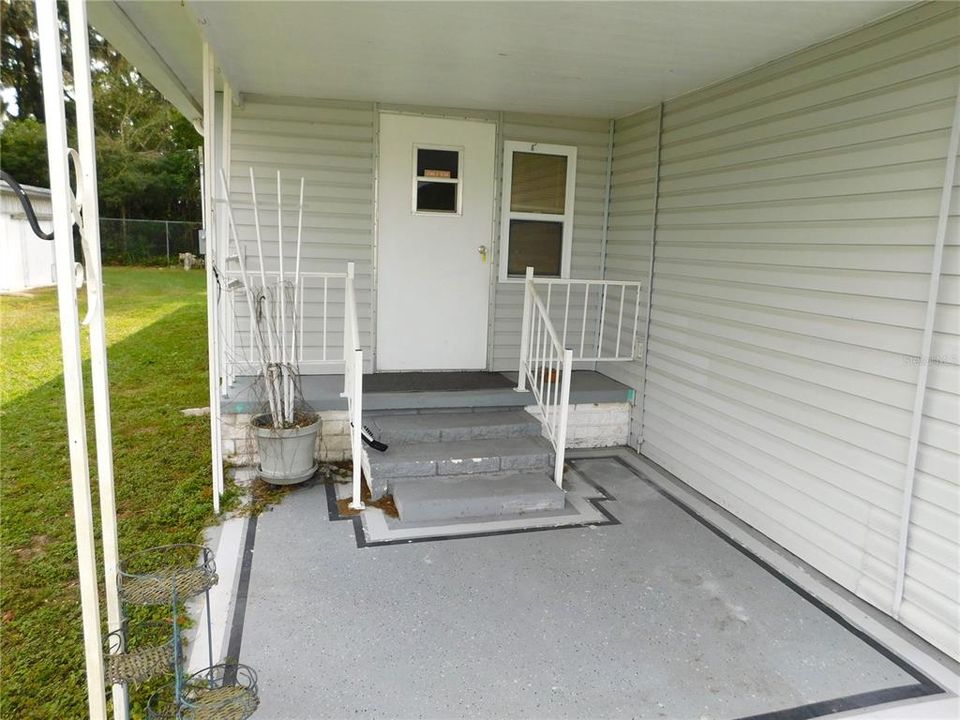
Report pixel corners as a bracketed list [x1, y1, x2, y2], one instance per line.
[478, 245, 488, 262]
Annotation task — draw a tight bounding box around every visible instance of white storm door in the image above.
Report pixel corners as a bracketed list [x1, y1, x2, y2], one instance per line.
[377, 113, 495, 370]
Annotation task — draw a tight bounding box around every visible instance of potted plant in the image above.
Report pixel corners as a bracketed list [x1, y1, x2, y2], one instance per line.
[223, 169, 319, 484]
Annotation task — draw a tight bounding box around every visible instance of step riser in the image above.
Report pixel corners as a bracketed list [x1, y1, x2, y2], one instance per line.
[392, 471, 566, 523]
[374, 451, 553, 481]
[396, 495, 563, 523]
[376, 422, 540, 445]
[366, 410, 541, 445]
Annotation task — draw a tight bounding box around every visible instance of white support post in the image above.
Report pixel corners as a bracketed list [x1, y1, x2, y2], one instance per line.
[66, 0, 127, 716]
[219, 83, 234, 386]
[202, 41, 224, 512]
[516, 266, 535, 391]
[35, 1, 107, 716]
[554, 349, 573, 489]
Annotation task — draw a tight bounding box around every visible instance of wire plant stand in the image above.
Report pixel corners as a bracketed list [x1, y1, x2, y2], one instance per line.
[116, 544, 260, 719]
[104, 621, 179, 686]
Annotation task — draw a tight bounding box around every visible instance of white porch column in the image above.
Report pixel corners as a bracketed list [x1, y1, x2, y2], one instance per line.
[35, 0, 107, 716]
[218, 83, 234, 385]
[65, 0, 128, 716]
[202, 41, 225, 512]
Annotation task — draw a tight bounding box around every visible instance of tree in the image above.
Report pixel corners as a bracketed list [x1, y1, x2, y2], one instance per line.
[0, 3, 201, 222]
[1, 0, 44, 121]
[0, 116, 48, 187]
[1, 0, 72, 122]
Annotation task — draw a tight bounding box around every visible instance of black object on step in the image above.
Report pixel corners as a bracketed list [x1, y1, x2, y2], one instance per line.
[359, 423, 388, 452]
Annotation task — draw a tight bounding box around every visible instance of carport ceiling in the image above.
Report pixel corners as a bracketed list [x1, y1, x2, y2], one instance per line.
[99, 1, 915, 118]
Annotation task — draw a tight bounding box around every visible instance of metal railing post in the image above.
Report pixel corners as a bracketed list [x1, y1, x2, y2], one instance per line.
[515, 266, 535, 391]
[349, 348, 365, 511]
[165, 220, 170, 262]
[554, 349, 573, 488]
[340, 261, 365, 510]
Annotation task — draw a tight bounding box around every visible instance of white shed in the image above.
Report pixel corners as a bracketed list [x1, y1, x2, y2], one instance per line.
[1, 183, 55, 292]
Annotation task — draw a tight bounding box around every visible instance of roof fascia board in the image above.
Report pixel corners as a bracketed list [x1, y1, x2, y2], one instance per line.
[86, 0, 202, 124]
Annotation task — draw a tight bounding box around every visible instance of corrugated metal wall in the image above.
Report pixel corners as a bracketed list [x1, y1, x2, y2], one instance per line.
[602, 2, 959, 657]
[228, 96, 376, 371]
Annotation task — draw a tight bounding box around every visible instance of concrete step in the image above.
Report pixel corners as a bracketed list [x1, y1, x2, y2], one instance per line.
[368, 436, 553, 479]
[366, 436, 554, 498]
[392, 471, 565, 522]
[366, 409, 541, 445]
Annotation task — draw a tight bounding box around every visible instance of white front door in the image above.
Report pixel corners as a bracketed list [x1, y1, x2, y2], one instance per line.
[377, 113, 495, 370]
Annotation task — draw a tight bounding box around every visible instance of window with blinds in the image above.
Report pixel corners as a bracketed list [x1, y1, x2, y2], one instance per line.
[499, 141, 577, 280]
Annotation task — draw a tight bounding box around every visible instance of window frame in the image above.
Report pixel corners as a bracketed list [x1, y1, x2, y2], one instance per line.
[411, 143, 464, 216]
[499, 140, 577, 282]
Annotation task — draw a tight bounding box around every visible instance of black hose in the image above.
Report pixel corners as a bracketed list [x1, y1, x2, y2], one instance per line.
[1, 170, 55, 240]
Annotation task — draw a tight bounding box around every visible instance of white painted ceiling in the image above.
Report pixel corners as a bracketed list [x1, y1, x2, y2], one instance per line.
[100, 1, 914, 119]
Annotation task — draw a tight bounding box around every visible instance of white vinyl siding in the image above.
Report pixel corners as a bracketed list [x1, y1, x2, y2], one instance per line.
[491, 113, 611, 370]
[599, 108, 661, 443]
[227, 97, 375, 373]
[903, 216, 960, 658]
[617, 2, 959, 658]
[226, 101, 611, 375]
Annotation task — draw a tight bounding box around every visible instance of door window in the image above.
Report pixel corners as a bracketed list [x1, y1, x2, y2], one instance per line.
[413, 146, 462, 215]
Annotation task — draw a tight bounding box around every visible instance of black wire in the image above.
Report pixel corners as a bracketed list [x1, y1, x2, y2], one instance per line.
[0, 170, 55, 240]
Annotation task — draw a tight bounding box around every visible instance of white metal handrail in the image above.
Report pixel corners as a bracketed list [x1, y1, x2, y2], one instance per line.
[222, 268, 352, 377]
[341, 262, 364, 510]
[516, 267, 573, 487]
[533, 276, 644, 363]
[223, 262, 365, 509]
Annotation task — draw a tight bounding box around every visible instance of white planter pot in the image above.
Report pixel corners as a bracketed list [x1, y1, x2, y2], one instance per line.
[253, 414, 320, 485]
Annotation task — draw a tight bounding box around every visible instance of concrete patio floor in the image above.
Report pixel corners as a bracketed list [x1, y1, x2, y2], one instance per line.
[222, 450, 958, 719]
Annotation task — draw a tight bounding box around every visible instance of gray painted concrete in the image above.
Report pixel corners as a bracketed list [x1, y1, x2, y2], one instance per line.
[353, 469, 612, 544]
[392, 471, 566, 522]
[240, 454, 927, 719]
[221, 371, 630, 414]
[367, 410, 540, 444]
[368, 437, 553, 479]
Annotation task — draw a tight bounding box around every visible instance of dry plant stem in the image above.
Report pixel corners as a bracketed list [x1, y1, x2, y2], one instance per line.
[225, 167, 311, 430]
[290, 177, 304, 394]
[277, 170, 291, 425]
[219, 170, 276, 425]
[248, 167, 282, 427]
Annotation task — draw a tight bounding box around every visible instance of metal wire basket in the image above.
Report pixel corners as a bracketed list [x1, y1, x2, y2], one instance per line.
[145, 690, 180, 720]
[103, 622, 178, 685]
[180, 663, 260, 720]
[118, 544, 218, 606]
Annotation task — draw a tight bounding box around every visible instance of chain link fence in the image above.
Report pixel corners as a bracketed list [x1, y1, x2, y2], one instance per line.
[91, 217, 202, 265]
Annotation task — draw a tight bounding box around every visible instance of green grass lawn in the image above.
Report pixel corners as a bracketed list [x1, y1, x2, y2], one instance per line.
[1, 267, 224, 718]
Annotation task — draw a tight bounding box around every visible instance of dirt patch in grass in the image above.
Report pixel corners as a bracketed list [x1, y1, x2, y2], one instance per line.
[336, 474, 398, 519]
[13, 534, 51, 562]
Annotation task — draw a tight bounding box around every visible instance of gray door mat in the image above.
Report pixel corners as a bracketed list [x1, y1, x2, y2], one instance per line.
[363, 371, 515, 393]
